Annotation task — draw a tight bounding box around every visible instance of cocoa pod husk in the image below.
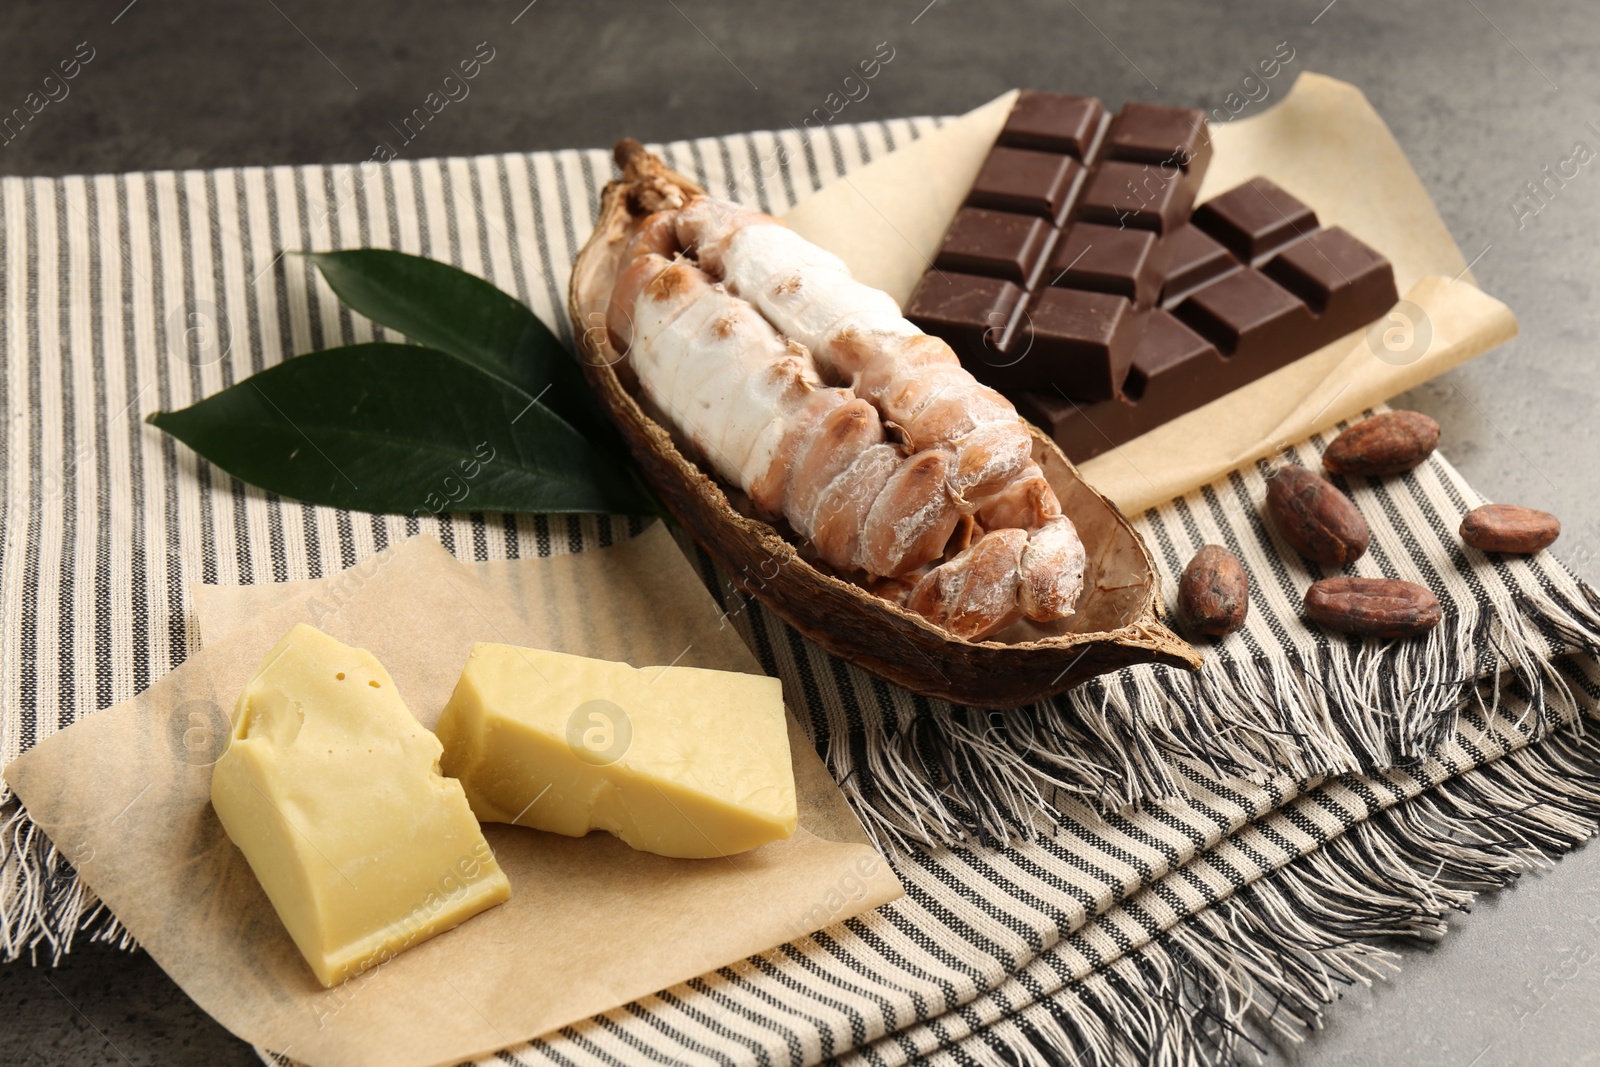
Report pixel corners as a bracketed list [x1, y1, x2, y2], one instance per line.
[1304, 577, 1441, 638]
[1322, 411, 1440, 477]
[1177, 545, 1249, 636]
[565, 140, 1202, 707]
[1266, 465, 1370, 566]
[1460, 504, 1561, 554]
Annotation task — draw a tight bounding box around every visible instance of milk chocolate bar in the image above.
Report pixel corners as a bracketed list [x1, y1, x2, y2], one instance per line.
[1018, 178, 1398, 462]
[906, 91, 1210, 401]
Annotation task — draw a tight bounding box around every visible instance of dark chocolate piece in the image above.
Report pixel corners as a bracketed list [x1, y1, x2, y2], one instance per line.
[1013, 309, 1224, 462]
[912, 92, 1402, 463]
[967, 147, 1084, 224]
[915, 93, 1399, 462]
[903, 272, 1026, 358]
[1025, 222, 1400, 461]
[914, 94, 1215, 402]
[1173, 268, 1312, 366]
[934, 207, 1056, 287]
[1048, 223, 1164, 306]
[998, 91, 1108, 157]
[1077, 160, 1201, 236]
[1160, 224, 1237, 306]
[1104, 102, 1212, 172]
[1123, 309, 1225, 402]
[1191, 176, 1316, 266]
[1011, 198, 1400, 460]
[1003, 288, 1142, 400]
[1262, 226, 1397, 326]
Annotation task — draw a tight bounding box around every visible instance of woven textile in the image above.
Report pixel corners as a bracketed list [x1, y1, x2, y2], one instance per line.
[3, 117, 1599, 1066]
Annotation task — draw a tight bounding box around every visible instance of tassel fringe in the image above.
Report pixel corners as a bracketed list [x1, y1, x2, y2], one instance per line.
[804, 576, 1600, 851]
[937, 724, 1600, 1066]
[0, 798, 135, 964]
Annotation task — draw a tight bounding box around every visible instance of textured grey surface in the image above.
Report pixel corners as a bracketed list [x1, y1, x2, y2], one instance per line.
[1, 1, 1597, 1064]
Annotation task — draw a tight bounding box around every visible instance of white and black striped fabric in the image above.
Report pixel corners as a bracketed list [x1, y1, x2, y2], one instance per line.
[2, 117, 1599, 1066]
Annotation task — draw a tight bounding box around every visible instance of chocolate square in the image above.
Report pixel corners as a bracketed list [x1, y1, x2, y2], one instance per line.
[1013, 309, 1225, 461]
[904, 271, 1027, 357]
[1191, 176, 1317, 265]
[1262, 226, 1396, 320]
[1160, 223, 1238, 306]
[968, 146, 1084, 225]
[1105, 102, 1212, 173]
[998, 91, 1108, 159]
[1173, 269, 1313, 367]
[1123, 309, 1224, 402]
[1047, 223, 1164, 306]
[1077, 160, 1197, 235]
[934, 207, 1057, 287]
[1010, 288, 1141, 400]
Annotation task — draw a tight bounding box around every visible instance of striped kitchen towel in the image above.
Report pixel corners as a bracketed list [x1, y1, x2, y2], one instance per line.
[2, 115, 1599, 1065]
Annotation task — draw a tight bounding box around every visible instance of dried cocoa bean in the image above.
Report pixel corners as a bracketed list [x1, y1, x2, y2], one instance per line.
[1304, 577, 1441, 638]
[1322, 410, 1440, 477]
[1178, 545, 1249, 637]
[1460, 504, 1561, 554]
[1265, 465, 1370, 566]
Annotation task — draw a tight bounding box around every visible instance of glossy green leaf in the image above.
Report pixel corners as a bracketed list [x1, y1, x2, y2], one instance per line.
[303, 248, 617, 449]
[148, 343, 652, 516]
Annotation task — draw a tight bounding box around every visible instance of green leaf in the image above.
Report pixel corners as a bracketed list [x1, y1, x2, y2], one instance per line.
[148, 343, 652, 516]
[303, 249, 616, 449]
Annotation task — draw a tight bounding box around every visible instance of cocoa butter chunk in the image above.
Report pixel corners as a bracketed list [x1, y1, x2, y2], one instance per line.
[1460, 504, 1561, 554]
[437, 644, 796, 859]
[1322, 411, 1440, 477]
[1265, 465, 1370, 566]
[211, 624, 510, 988]
[1177, 545, 1249, 636]
[1304, 577, 1441, 638]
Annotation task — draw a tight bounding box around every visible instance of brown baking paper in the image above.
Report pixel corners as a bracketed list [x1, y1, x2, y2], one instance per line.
[781, 73, 1519, 515]
[3, 526, 902, 1067]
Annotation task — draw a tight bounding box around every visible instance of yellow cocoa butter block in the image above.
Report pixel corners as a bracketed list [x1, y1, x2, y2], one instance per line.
[210, 624, 510, 988]
[437, 643, 796, 859]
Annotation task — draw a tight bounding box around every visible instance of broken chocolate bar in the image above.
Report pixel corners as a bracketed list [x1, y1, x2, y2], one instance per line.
[1019, 190, 1398, 462]
[906, 92, 1398, 463]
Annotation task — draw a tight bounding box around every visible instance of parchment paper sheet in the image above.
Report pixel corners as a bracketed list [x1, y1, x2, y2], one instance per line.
[4, 526, 902, 1067]
[782, 73, 1519, 515]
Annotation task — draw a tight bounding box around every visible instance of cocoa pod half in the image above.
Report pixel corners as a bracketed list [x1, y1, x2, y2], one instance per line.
[1178, 545, 1249, 637]
[1322, 411, 1440, 477]
[1460, 504, 1561, 554]
[1304, 577, 1441, 638]
[1266, 466, 1370, 566]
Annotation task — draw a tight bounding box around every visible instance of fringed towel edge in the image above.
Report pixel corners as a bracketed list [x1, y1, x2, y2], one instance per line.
[870, 719, 1600, 1066]
[821, 576, 1600, 851]
[0, 798, 134, 964]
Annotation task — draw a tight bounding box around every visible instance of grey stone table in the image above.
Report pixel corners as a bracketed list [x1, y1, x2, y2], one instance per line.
[1, 1, 1596, 1063]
